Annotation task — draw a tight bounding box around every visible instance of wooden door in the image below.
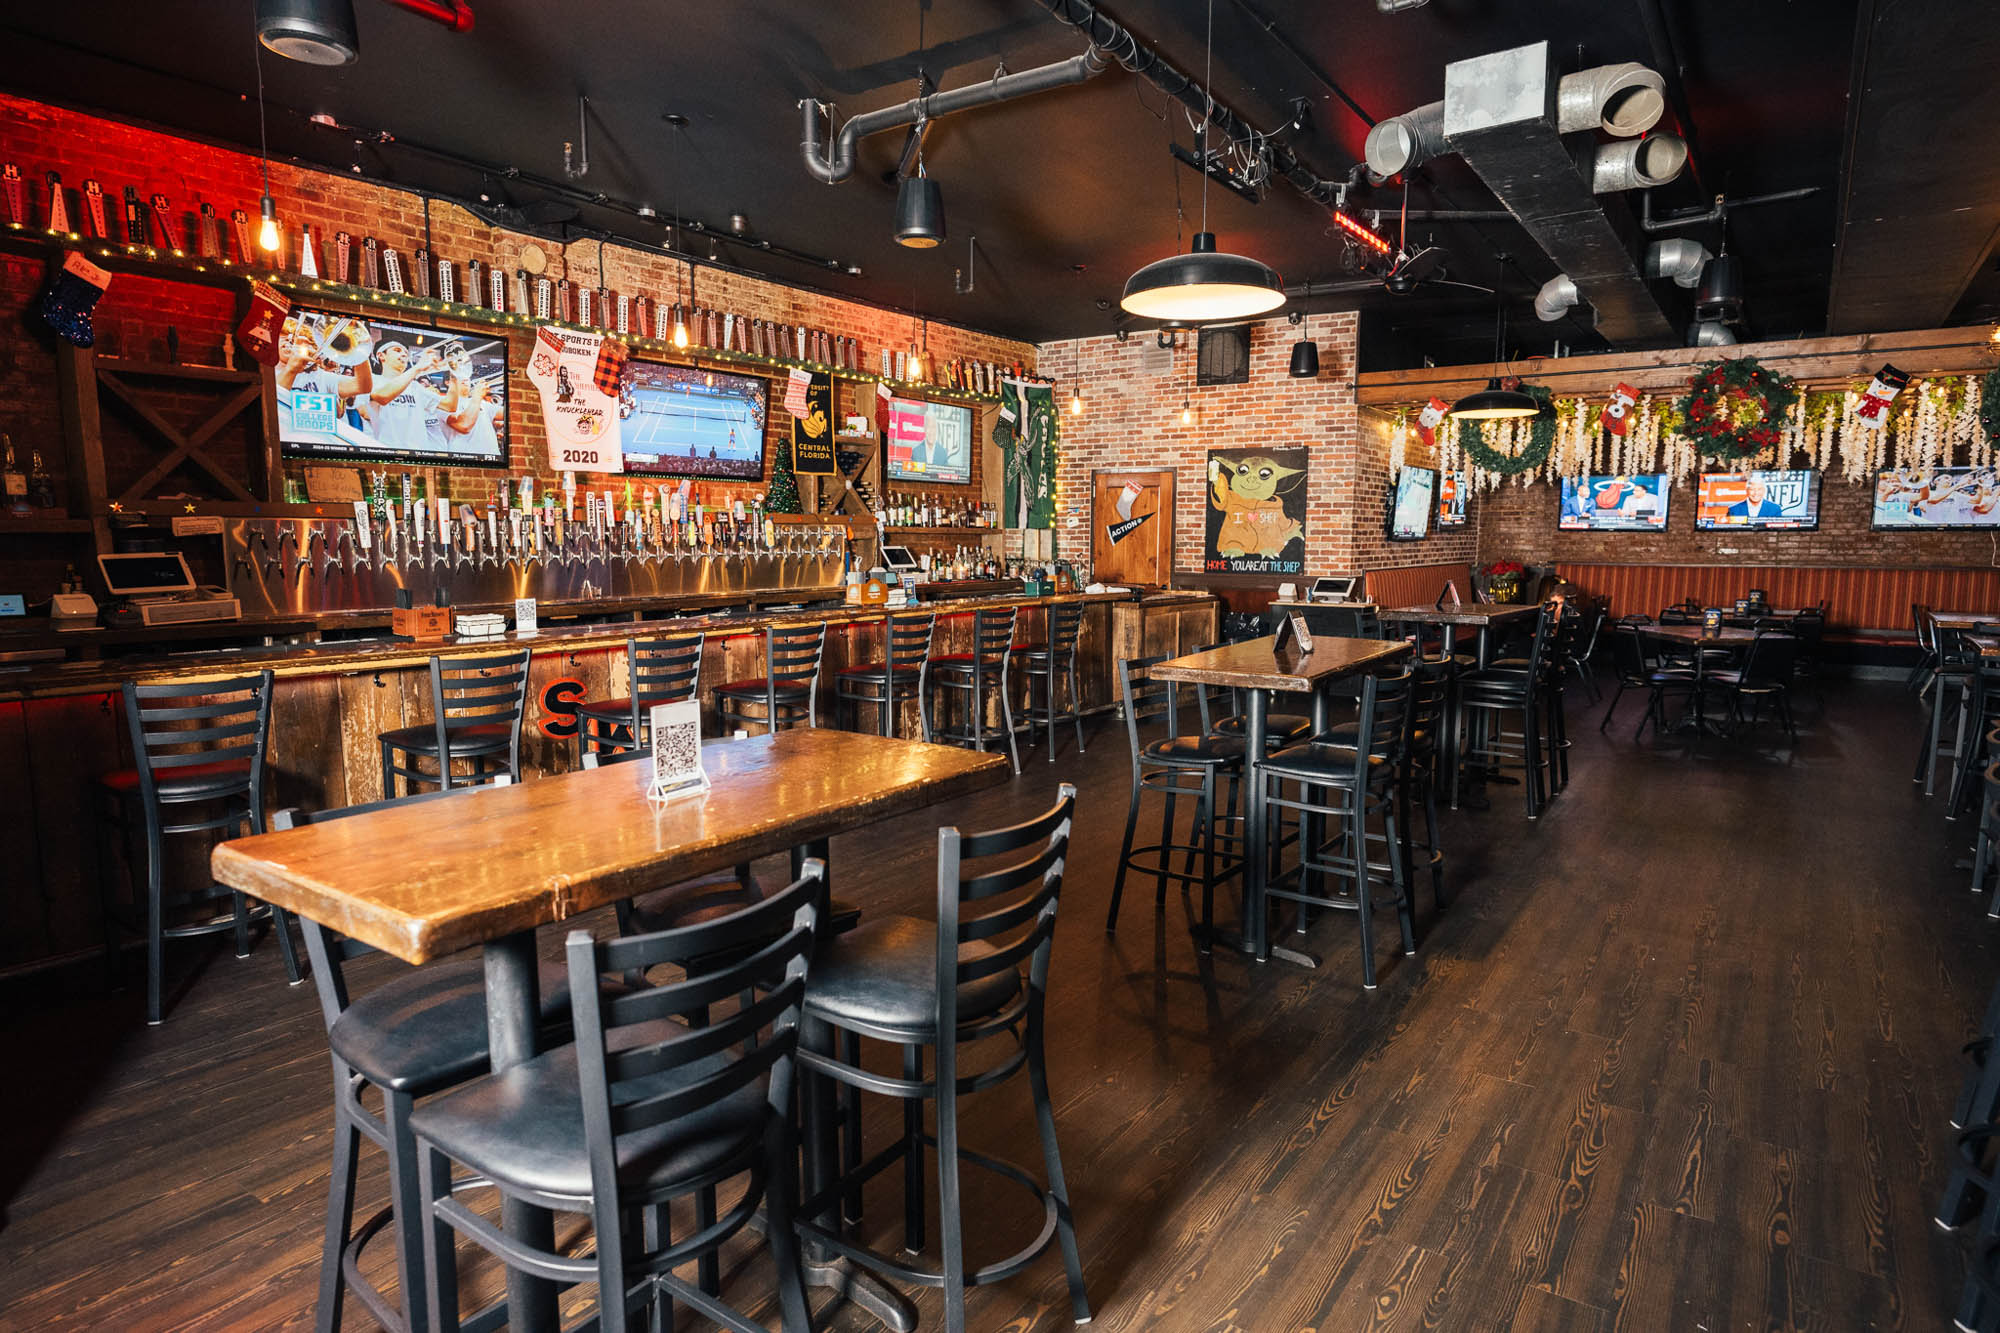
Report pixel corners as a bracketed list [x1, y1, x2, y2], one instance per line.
[1091, 469, 1175, 587]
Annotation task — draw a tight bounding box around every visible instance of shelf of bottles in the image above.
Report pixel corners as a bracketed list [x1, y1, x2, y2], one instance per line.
[878, 490, 1000, 530]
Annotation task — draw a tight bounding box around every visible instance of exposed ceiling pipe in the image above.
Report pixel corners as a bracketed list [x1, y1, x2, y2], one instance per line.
[1639, 185, 1819, 233]
[799, 49, 1108, 185]
[1533, 273, 1580, 322]
[1633, 0, 1705, 197]
[1377, 0, 1430, 9]
[1643, 237, 1711, 288]
[1365, 59, 1667, 178]
[382, 0, 473, 31]
[1688, 320, 1738, 346]
[1589, 134, 1687, 193]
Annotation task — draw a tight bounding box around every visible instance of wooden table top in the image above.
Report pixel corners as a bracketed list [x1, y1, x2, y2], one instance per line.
[211, 730, 1010, 964]
[1376, 603, 1539, 627]
[1642, 623, 1758, 645]
[1148, 634, 1410, 691]
[1966, 633, 2000, 658]
[1932, 610, 2000, 630]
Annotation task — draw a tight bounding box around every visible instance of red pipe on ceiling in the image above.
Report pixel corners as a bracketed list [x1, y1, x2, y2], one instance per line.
[381, 0, 474, 33]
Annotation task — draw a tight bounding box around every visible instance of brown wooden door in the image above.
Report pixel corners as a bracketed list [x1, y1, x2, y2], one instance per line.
[1091, 469, 1174, 586]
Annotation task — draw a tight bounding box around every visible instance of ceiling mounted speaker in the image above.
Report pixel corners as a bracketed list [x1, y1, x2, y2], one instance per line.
[1288, 339, 1320, 378]
[894, 173, 946, 249]
[1694, 254, 1744, 323]
[257, 0, 359, 66]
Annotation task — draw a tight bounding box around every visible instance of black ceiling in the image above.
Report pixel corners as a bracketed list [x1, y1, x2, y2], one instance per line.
[2, 0, 1988, 368]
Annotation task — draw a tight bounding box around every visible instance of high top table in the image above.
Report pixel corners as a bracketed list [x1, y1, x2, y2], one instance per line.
[1149, 635, 1410, 967]
[214, 729, 1009, 1333]
[1377, 602, 1539, 668]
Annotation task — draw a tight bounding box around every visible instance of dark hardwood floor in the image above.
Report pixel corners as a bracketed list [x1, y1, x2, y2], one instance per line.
[1, 677, 1989, 1330]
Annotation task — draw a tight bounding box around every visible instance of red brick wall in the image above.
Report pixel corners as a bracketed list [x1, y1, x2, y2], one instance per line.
[0, 94, 1031, 517]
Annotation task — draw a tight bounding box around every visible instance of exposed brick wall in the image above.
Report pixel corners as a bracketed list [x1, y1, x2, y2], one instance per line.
[0, 93, 1031, 519]
[1476, 475, 2000, 572]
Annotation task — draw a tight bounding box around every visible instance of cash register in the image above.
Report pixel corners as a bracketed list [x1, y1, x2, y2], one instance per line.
[98, 552, 241, 628]
[1308, 576, 1360, 603]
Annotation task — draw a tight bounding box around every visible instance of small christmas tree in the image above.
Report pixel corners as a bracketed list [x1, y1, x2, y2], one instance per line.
[767, 439, 804, 514]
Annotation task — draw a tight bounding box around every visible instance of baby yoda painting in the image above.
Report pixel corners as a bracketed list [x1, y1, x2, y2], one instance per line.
[1205, 448, 1307, 573]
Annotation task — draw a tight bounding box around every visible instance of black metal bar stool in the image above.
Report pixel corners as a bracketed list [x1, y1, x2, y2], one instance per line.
[1104, 654, 1246, 935]
[412, 866, 823, 1333]
[716, 623, 827, 734]
[794, 787, 1089, 1333]
[1013, 603, 1086, 762]
[835, 611, 935, 739]
[929, 607, 1022, 774]
[1455, 604, 1556, 816]
[576, 633, 705, 759]
[378, 649, 532, 797]
[274, 778, 585, 1333]
[96, 670, 302, 1024]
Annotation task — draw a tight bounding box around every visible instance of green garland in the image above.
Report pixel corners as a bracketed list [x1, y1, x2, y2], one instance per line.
[1458, 384, 1555, 475]
[1982, 368, 2000, 443]
[1676, 356, 1798, 461]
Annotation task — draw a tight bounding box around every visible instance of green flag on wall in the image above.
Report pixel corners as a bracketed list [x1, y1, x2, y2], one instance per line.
[994, 378, 1057, 530]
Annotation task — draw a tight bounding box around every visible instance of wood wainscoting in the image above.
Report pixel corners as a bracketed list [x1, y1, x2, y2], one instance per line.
[1553, 563, 1999, 633]
[1363, 562, 1477, 609]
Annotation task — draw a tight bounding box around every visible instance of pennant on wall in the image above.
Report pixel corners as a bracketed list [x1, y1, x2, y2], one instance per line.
[527, 325, 622, 472]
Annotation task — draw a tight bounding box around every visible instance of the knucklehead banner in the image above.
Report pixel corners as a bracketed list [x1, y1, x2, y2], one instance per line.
[527, 325, 621, 472]
[995, 377, 1057, 529]
[1204, 447, 1307, 575]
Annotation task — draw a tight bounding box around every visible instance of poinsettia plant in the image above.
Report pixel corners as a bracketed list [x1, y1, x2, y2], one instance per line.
[1480, 559, 1526, 579]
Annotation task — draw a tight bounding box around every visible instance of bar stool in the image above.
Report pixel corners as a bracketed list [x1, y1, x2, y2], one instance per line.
[929, 607, 1021, 774]
[835, 611, 935, 739]
[575, 632, 705, 759]
[1013, 603, 1086, 762]
[411, 867, 823, 1333]
[1258, 668, 1417, 989]
[1456, 604, 1556, 816]
[273, 779, 585, 1333]
[1920, 625, 1985, 798]
[715, 623, 827, 734]
[96, 670, 302, 1025]
[1193, 641, 1314, 751]
[794, 787, 1089, 1333]
[378, 649, 532, 796]
[1105, 654, 1246, 934]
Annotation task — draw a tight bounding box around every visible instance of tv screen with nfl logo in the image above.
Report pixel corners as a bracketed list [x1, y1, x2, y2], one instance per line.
[275, 308, 509, 468]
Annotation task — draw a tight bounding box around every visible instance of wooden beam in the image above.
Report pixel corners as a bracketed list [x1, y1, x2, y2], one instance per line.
[1355, 325, 2000, 406]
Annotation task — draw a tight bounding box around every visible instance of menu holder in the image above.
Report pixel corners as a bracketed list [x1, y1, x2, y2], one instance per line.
[647, 699, 708, 802]
[1702, 607, 1723, 636]
[1273, 612, 1314, 657]
[1436, 580, 1462, 610]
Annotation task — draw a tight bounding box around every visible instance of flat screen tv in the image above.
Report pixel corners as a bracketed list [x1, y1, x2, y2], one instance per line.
[1873, 466, 2000, 529]
[1436, 469, 1468, 528]
[1695, 469, 1821, 530]
[277, 308, 508, 467]
[1559, 474, 1670, 531]
[618, 361, 768, 480]
[1389, 465, 1436, 541]
[885, 397, 973, 485]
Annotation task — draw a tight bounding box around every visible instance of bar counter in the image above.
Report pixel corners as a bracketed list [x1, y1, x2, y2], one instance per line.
[0, 587, 1217, 973]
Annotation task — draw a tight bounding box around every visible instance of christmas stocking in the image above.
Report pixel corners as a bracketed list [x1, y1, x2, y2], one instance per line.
[235, 280, 291, 366]
[1600, 382, 1638, 436]
[40, 251, 111, 347]
[1416, 396, 1448, 448]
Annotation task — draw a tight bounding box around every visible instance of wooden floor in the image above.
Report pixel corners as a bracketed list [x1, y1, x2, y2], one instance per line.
[1, 677, 1991, 1330]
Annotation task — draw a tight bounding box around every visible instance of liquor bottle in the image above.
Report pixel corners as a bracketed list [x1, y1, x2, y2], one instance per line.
[2, 434, 27, 514]
[27, 450, 56, 510]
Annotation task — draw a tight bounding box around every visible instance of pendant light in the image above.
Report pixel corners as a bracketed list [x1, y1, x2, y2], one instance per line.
[1120, 0, 1284, 323]
[1287, 311, 1319, 378]
[893, 3, 946, 248]
[1449, 284, 1538, 420]
[256, 0, 359, 66]
[253, 35, 281, 252]
[1068, 342, 1084, 415]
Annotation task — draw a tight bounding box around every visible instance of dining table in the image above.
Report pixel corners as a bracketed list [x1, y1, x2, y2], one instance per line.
[1933, 611, 2000, 631]
[1148, 634, 1410, 968]
[213, 728, 1010, 1333]
[1641, 623, 1757, 735]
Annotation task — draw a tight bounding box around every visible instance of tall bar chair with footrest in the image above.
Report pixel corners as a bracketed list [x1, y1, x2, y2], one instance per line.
[97, 669, 302, 1025]
[929, 606, 1022, 774]
[1013, 601, 1087, 761]
[715, 622, 827, 734]
[575, 632, 705, 759]
[793, 787, 1089, 1333]
[411, 864, 825, 1333]
[1455, 604, 1556, 816]
[378, 649, 533, 797]
[836, 610, 935, 739]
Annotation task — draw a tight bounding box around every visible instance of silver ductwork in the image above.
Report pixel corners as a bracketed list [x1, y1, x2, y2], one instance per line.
[1556, 62, 1667, 136]
[1644, 237, 1712, 289]
[800, 48, 1108, 185]
[1365, 101, 1445, 178]
[1688, 320, 1738, 346]
[1590, 134, 1688, 193]
[1534, 273, 1580, 322]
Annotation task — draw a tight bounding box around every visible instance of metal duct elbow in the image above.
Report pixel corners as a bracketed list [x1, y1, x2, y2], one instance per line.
[1557, 62, 1667, 137]
[799, 100, 851, 185]
[1365, 100, 1446, 178]
[1644, 238, 1712, 289]
[1688, 320, 1738, 346]
[1534, 273, 1580, 322]
[1591, 134, 1687, 193]
[1376, 0, 1429, 9]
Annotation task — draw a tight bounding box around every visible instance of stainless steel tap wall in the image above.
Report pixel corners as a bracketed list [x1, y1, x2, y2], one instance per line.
[224, 516, 849, 616]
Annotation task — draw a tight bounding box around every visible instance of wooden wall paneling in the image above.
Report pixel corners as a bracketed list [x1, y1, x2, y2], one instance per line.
[336, 672, 395, 805]
[266, 675, 344, 816]
[1552, 563, 2000, 631]
[1076, 603, 1112, 710]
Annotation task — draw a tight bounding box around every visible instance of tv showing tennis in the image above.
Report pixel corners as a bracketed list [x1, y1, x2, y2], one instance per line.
[618, 361, 768, 480]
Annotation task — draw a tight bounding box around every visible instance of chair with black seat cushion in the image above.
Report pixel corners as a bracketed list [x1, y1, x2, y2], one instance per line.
[576, 633, 705, 759]
[413, 865, 822, 1333]
[716, 623, 827, 735]
[1194, 641, 1315, 751]
[929, 607, 1021, 774]
[1710, 631, 1800, 739]
[836, 611, 934, 739]
[1259, 668, 1417, 989]
[794, 787, 1089, 1333]
[1788, 607, 1826, 686]
[1013, 602, 1086, 762]
[1919, 625, 1984, 798]
[1397, 656, 1454, 913]
[1105, 654, 1246, 934]
[97, 670, 301, 1025]
[1568, 602, 1608, 703]
[1455, 605, 1556, 816]
[379, 649, 532, 797]
[273, 778, 590, 1333]
[1911, 603, 1942, 694]
[1599, 621, 1695, 739]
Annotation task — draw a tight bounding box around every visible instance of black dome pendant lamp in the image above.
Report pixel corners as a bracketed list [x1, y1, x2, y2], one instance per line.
[256, 0, 359, 66]
[1287, 311, 1319, 378]
[1120, 0, 1285, 324]
[894, 166, 946, 249]
[1449, 283, 1539, 420]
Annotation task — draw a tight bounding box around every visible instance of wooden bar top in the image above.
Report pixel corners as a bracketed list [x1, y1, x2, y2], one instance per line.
[1376, 604, 1539, 627]
[211, 730, 1010, 963]
[1148, 634, 1410, 691]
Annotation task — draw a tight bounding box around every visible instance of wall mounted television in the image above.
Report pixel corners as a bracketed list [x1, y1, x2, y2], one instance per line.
[885, 396, 974, 485]
[1436, 469, 1468, 528]
[277, 308, 508, 468]
[1694, 469, 1821, 530]
[1558, 474, 1670, 531]
[618, 361, 768, 480]
[1872, 466, 2000, 529]
[1388, 465, 1437, 541]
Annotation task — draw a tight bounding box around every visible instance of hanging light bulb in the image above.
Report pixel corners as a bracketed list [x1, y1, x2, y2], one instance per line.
[671, 303, 689, 349]
[257, 194, 281, 253]
[1069, 383, 1083, 416]
[1180, 397, 1193, 426]
[908, 343, 923, 381]
[253, 35, 282, 253]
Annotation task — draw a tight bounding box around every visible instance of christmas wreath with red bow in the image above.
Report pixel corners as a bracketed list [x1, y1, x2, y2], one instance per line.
[1676, 356, 1797, 461]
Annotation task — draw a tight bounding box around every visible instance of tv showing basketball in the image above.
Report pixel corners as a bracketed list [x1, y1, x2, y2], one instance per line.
[618, 361, 768, 480]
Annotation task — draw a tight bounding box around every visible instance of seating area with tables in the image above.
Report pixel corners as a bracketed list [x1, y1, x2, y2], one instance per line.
[11, 5, 2000, 1329]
